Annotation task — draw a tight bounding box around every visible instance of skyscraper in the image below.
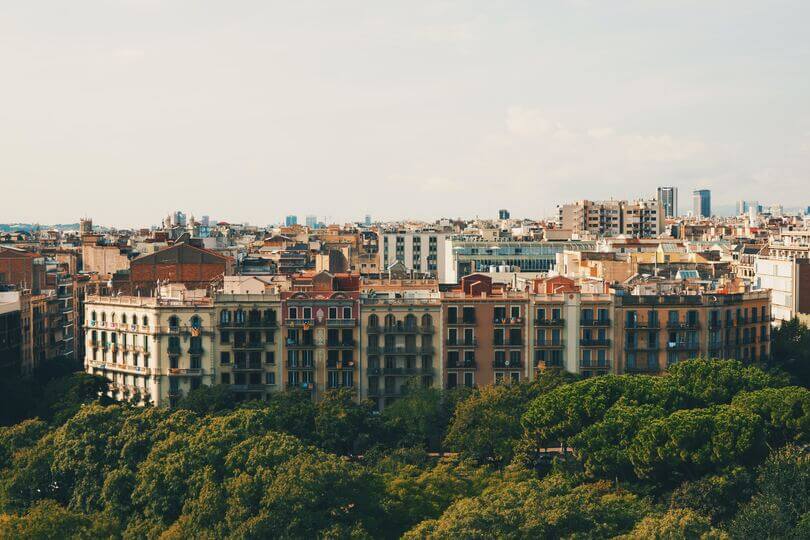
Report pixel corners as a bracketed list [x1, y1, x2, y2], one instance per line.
[498, 209, 511, 220]
[692, 189, 711, 218]
[305, 215, 317, 228]
[364, 214, 372, 226]
[285, 215, 298, 226]
[657, 187, 678, 218]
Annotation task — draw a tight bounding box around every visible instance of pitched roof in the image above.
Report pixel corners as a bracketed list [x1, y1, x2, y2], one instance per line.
[131, 241, 229, 265]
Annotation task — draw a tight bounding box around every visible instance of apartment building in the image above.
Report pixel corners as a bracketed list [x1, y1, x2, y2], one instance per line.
[84, 290, 216, 407]
[281, 271, 360, 398]
[614, 290, 771, 373]
[753, 256, 810, 322]
[214, 293, 282, 401]
[441, 274, 529, 388]
[558, 199, 663, 238]
[379, 231, 449, 281]
[0, 292, 22, 376]
[360, 286, 442, 409]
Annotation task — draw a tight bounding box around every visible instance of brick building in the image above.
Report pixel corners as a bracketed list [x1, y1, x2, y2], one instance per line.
[129, 241, 233, 295]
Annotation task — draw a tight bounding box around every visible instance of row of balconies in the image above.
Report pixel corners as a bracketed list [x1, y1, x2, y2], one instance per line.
[168, 343, 204, 355]
[367, 366, 434, 376]
[218, 319, 278, 329]
[367, 344, 435, 355]
[367, 324, 435, 334]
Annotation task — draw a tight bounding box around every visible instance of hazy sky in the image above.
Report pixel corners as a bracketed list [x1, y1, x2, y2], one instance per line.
[2, 1, 809, 227]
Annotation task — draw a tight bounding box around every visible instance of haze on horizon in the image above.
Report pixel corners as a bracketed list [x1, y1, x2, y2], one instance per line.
[2, 0, 809, 227]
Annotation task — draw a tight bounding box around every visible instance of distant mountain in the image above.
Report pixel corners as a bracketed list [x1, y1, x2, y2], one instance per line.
[0, 223, 80, 232]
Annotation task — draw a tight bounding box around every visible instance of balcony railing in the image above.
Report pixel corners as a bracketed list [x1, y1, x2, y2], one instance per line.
[493, 359, 522, 369]
[625, 363, 660, 373]
[535, 318, 564, 326]
[625, 320, 660, 329]
[580, 338, 611, 347]
[285, 340, 315, 348]
[493, 339, 523, 347]
[666, 341, 700, 351]
[327, 339, 356, 348]
[367, 366, 433, 376]
[666, 321, 700, 330]
[447, 358, 476, 369]
[168, 368, 202, 376]
[445, 338, 478, 347]
[219, 319, 278, 329]
[167, 343, 182, 354]
[535, 339, 564, 348]
[493, 317, 523, 325]
[232, 363, 264, 371]
[580, 318, 611, 326]
[326, 319, 357, 327]
[579, 361, 611, 369]
[624, 342, 660, 351]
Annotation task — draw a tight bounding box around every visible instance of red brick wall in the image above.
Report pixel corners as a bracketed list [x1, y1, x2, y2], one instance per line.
[130, 260, 227, 287]
[0, 255, 34, 289]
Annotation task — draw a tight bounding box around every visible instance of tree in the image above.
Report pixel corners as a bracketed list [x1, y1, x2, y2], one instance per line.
[314, 388, 379, 455]
[669, 467, 753, 525]
[36, 373, 110, 425]
[628, 406, 766, 485]
[571, 399, 665, 480]
[731, 386, 810, 445]
[767, 317, 810, 387]
[381, 382, 448, 450]
[178, 384, 236, 415]
[0, 499, 94, 539]
[730, 445, 810, 539]
[619, 508, 725, 540]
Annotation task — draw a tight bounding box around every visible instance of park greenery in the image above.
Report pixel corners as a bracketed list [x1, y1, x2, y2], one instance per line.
[0, 320, 809, 538]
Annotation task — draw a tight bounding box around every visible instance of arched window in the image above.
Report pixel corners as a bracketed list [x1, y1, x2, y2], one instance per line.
[263, 309, 276, 323]
[421, 313, 433, 328]
[404, 314, 417, 329]
[111, 313, 116, 323]
[235, 309, 245, 323]
[249, 309, 261, 324]
[122, 314, 127, 324]
[101, 312, 106, 323]
[190, 315, 202, 329]
[368, 314, 379, 328]
[142, 316, 149, 327]
[91, 311, 97, 322]
[384, 314, 396, 329]
[220, 310, 231, 324]
[168, 315, 180, 330]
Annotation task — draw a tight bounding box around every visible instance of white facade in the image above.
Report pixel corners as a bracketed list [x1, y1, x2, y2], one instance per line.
[379, 231, 449, 281]
[754, 257, 796, 322]
[84, 296, 216, 407]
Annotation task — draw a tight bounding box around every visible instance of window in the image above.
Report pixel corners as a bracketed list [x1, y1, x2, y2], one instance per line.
[265, 372, 276, 385]
[463, 372, 474, 388]
[288, 307, 298, 319]
[220, 331, 230, 344]
[220, 352, 230, 365]
[447, 306, 458, 324]
[369, 314, 379, 327]
[221, 373, 230, 384]
[510, 306, 521, 319]
[342, 306, 352, 319]
[329, 307, 338, 319]
[447, 372, 458, 389]
[265, 351, 275, 364]
[142, 316, 149, 326]
[302, 307, 312, 319]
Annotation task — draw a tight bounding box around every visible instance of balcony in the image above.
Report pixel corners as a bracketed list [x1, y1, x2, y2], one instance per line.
[232, 363, 264, 372]
[286, 319, 316, 328]
[708, 320, 722, 330]
[625, 320, 660, 329]
[285, 340, 315, 349]
[625, 363, 661, 374]
[445, 338, 478, 347]
[326, 318, 357, 328]
[234, 341, 265, 350]
[579, 361, 611, 370]
[493, 359, 522, 369]
[382, 324, 419, 334]
[366, 344, 382, 355]
[219, 319, 278, 329]
[367, 366, 433, 376]
[580, 338, 611, 347]
[447, 317, 476, 326]
[168, 368, 202, 376]
[493, 317, 523, 325]
[229, 384, 268, 392]
[493, 338, 523, 347]
[666, 341, 700, 351]
[580, 318, 611, 327]
[286, 361, 315, 370]
[420, 325, 435, 334]
[188, 343, 204, 355]
[447, 358, 476, 369]
[367, 325, 382, 334]
[535, 318, 564, 327]
[167, 343, 182, 354]
[287, 381, 316, 391]
[327, 339, 356, 348]
[535, 340, 564, 348]
[666, 321, 700, 330]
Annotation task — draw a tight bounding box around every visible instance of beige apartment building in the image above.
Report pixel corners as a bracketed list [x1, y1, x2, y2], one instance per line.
[558, 199, 663, 238]
[84, 290, 215, 407]
[360, 286, 443, 409]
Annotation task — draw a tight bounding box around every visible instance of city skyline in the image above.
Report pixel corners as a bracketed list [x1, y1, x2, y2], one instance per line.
[2, 1, 809, 226]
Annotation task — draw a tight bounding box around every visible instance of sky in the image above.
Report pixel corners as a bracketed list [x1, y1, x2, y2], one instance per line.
[2, 0, 809, 227]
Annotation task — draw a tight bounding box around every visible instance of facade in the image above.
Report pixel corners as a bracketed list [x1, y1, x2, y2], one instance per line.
[441, 275, 529, 388]
[614, 290, 771, 372]
[657, 187, 678, 218]
[281, 271, 360, 398]
[446, 239, 596, 283]
[558, 199, 663, 238]
[84, 293, 216, 407]
[129, 241, 233, 294]
[754, 256, 810, 322]
[693, 189, 711, 218]
[285, 215, 298, 226]
[360, 288, 442, 409]
[214, 294, 282, 401]
[0, 292, 22, 376]
[379, 231, 449, 282]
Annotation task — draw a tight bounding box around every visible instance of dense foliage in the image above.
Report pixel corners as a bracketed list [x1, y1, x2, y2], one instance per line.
[0, 354, 808, 538]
